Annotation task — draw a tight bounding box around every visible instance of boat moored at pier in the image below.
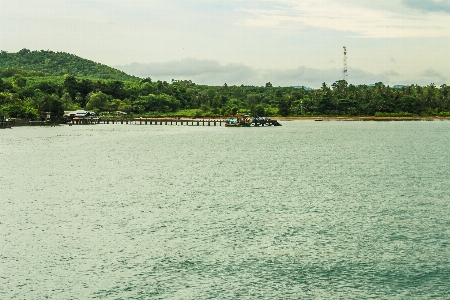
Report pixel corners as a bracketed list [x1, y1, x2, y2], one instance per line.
[225, 115, 252, 127]
[225, 115, 282, 127]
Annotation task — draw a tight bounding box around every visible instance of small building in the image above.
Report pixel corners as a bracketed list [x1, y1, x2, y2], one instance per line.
[64, 110, 98, 125]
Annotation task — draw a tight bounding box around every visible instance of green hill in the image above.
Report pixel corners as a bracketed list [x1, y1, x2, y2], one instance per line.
[0, 49, 138, 81]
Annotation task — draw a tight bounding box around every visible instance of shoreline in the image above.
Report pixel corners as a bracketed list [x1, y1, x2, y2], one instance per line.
[6, 116, 450, 128]
[273, 116, 450, 121]
[131, 116, 450, 121]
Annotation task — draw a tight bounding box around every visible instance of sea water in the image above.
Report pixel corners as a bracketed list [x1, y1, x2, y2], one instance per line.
[1, 120, 449, 299]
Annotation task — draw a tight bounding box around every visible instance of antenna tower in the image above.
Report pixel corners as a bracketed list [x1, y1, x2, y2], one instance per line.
[343, 46, 348, 82]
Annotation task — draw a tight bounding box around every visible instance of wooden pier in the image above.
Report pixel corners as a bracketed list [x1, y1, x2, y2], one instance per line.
[27, 121, 58, 127]
[1, 120, 12, 129]
[69, 117, 282, 127]
[252, 119, 282, 126]
[2, 117, 281, 127]
[98, 118, 224, 126]
[2, 119, 58, 127]
[70, 117, 100, 125]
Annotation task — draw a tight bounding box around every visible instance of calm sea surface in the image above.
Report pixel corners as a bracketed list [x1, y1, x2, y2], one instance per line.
[1, 120, 449, 299]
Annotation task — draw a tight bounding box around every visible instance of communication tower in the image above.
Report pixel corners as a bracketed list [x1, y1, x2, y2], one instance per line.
[343, 46, 348, 82]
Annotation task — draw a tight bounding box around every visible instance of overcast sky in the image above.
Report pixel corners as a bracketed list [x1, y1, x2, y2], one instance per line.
[1, 0, 450, 87]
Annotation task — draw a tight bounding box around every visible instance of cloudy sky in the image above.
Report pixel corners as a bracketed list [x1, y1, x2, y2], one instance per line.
[1, 0, 450, 87]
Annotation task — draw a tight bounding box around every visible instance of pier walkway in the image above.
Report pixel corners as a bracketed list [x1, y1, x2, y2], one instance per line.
[70, 118, 281, 126]
[1, 120, 12, 129]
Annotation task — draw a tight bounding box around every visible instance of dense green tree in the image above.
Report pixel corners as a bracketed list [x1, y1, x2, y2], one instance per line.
[63, 74, 78, 99]
[278, 94, 293, 116]
[40, 94, 64, 121]
[12, 74, 27, 89]
[86, 91, 112, 112]
[135, 93, 180, 113]
[61, 92, 77, 110]
[0, 78, 13, 92]
[0, 102, 38, 119]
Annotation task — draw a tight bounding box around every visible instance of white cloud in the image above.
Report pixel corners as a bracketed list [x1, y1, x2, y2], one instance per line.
[419, 68, 447, 81]
[236, 0, 450, 38]
[116, 59, 259, 85]
[402, 0, 450, 13]
[115, 59, 390, 88]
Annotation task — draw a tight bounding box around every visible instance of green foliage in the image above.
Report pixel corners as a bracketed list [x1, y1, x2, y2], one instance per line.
[86, 91, 112, 112]
[0, 49, 138, 80]
[40, 93, 64, 120]
[12, 74, 27, 88]
[0, 67, 47, 78]
[135, 93, 181, 113]
[0, 102, 39, 119]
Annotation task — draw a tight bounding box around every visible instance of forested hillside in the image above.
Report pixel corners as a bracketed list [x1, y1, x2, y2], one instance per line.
[1, 49, 450, 121]
[0, 49, 137, 80]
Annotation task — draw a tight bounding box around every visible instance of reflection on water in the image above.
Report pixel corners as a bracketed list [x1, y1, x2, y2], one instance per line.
[1, 121, 449, 299]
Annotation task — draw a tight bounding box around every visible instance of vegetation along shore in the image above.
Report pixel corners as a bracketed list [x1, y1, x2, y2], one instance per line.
[1, 49, 450, 123]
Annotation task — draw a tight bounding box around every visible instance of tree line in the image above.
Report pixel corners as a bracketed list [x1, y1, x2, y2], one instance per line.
[1, 70, 450, 121]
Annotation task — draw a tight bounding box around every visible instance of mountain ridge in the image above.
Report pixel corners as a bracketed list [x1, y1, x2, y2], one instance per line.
[0, 49, 139, 81]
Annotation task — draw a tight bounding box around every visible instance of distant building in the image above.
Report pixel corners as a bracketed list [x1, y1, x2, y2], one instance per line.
[291, 86, 313, 90]
[64, 110, 96, 118]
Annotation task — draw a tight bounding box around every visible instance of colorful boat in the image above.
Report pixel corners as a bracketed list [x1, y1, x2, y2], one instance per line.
[225, 115, 252, 127]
